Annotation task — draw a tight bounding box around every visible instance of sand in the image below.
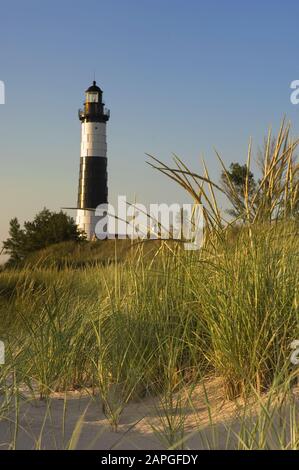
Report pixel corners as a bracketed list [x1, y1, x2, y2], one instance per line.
[0, 377, 296, 450]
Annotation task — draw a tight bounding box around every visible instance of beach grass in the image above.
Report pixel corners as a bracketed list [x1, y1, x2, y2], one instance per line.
[0, 120, 298, 448]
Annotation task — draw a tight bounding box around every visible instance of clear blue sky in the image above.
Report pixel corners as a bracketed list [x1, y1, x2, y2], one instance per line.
[1, 0, 299, 260]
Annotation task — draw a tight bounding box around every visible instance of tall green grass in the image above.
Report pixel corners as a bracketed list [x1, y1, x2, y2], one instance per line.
[0, 120, 298, 448]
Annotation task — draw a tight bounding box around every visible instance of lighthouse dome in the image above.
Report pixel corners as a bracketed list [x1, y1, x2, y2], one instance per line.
[85, 81, 102, 93]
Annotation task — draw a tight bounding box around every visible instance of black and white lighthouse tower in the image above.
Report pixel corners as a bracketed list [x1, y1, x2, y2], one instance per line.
[76, 81, 110, 239]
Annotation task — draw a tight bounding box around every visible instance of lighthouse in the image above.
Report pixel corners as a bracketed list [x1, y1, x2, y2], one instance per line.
[76, 81, 110, 239]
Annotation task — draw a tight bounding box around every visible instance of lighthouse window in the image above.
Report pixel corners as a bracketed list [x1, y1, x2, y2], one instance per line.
[86, 92, 98, 103]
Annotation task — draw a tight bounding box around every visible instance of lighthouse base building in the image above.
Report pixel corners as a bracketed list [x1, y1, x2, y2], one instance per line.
[76, 81, 110, 240]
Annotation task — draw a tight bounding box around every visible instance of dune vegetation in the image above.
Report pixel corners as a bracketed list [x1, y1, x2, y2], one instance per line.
[0, 120, 299, 449]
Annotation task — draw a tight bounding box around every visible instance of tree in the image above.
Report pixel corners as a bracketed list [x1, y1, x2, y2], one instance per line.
[2, 218, 26, 265]
[220, 163, 257, 219]
[3, 208, 85, 266]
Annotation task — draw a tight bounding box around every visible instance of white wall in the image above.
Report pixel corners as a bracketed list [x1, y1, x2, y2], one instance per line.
[80, 122, 107, 157]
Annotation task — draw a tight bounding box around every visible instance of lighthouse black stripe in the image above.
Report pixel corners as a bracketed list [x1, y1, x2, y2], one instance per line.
[77, 157, 108, 209]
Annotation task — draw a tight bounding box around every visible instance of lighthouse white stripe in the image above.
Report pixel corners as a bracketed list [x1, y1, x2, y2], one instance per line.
[80, 122, 107, 158]
[76, 209, 98, 240]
